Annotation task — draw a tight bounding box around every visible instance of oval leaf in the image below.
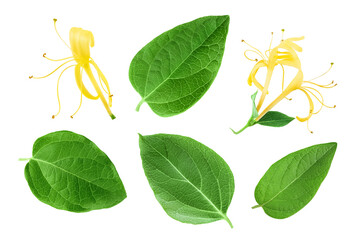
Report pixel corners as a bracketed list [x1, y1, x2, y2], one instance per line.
[129, 15, 230, 117]
[253, 142, 337, 219]
[23, 131, 126, 212]
[139, 133, 234, 227]
[256, 111, 294, 127]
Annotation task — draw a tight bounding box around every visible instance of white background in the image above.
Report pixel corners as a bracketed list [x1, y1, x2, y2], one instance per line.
[1, 0, 359, 239]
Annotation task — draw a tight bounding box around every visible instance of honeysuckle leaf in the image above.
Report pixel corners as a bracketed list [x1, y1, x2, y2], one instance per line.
[21, 131, 126, 212]
[138, 133, 234, 227]
[129, 15, 230, 117]
[253, 142, 337, 219]
[232, 92, 294, 134]
[257, 111, 294, 127]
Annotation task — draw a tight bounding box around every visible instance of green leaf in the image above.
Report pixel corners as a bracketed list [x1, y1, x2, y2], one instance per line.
[22, 131, 126, 212]
[257, 111, 294, 127]
[138, 133, 234, 227]
[129, 15, 230, 117]
[253, 142, 337, 219]
[232, 92, 295, 134]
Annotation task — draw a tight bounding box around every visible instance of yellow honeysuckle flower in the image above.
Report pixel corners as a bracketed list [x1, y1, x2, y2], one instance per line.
[256, 64, 336, 133]
[30, 19, 115, 119]
[239, 31, 336, 133]
[244, 32, 303, 111]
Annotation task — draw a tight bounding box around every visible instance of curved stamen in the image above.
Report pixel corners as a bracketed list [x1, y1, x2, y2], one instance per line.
[307, 120, 313, 134]
[43, 53, 73, 62]
[91, 61, 110, 95]
[265, 49, 270, 58]
[265, 32, 274, 58]
[53, 19, 71, 50]
[244, 50, 260, 62]
[304, 80, 337, 88]
[98, 71, 109, 94]
[71, 84, 83, 119]
[52, 64, 76, 119]
[308, 63, 334, 82]
[303, 86, 336, 109]
[242, 40, 266, 60]
[303, 87, 324, 114]
[95, 68, 113, 107]
[70, 92, 83, 119]
[83, 63, 115, 119]
[30, 59, 74, 79]
[296, 88, 314, 122]
[269, 32, 274, 52]
[91, 60, 113, 107]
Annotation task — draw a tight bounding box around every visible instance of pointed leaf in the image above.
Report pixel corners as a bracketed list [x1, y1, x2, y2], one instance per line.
[129, 15, 230, 117]
[23, 131, 126, 212]
[139, 133, 234, 227]
[253, 142, 337, 219]
[257, 111, 294, 127]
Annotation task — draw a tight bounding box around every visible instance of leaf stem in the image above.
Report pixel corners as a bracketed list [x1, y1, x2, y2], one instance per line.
[18, 158, 30, 161]
[251, 204, 261, 209]
[231, 117, 257, 135]
[223, 214, 234, 228]
[230, 123, 250, 135]
[136, 99, 145, 112]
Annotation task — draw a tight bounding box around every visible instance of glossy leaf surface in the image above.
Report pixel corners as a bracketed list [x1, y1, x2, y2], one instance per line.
[257, 111, 294, 127]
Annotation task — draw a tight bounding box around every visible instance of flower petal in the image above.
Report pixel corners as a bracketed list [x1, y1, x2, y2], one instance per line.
[296, 88, 314, 122]
[75, 65, 99, 100]
[248, 60, 268, 93]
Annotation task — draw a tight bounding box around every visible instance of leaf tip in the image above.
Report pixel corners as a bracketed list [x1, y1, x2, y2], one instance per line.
[328, 142, 338, 150]
[138, 133, 146, 142]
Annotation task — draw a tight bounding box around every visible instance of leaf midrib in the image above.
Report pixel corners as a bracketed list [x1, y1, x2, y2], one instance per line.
[258, 145, 335, 209]
[30, 157, 112, 193]
[142, 17, 228, 101]
[142, 138, 228, 220]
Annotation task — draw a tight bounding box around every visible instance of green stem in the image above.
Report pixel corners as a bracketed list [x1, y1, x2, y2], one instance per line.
[136, 99, 145, 112]
[223, 215, 234, 228]
[252, 204, 261, 209]
[230, 123, 251, 135]
[231, 117, 257, 135]
[18, 158, 30, 161]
